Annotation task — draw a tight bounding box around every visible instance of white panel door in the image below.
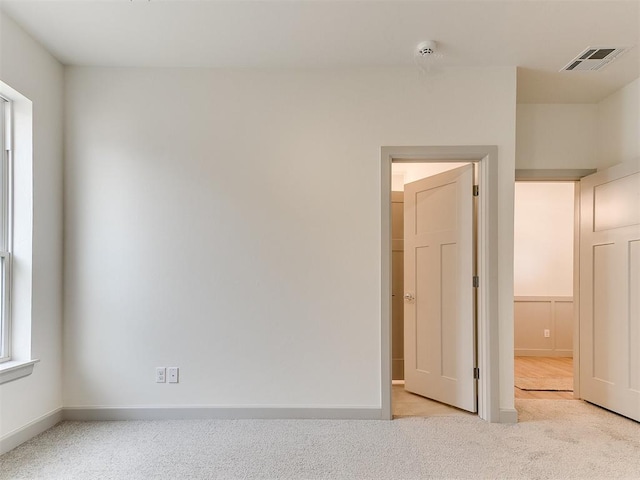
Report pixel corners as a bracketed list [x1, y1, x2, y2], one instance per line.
[580, 161, 640, 422]
[403, 164, 476, 412]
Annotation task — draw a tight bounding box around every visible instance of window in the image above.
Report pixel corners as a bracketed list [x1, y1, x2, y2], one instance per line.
[0, 96, 12, 364]
[0, 82, 37, 383]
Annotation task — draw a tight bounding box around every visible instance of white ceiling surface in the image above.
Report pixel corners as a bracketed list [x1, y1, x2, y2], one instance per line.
[1, 1, 638, 103]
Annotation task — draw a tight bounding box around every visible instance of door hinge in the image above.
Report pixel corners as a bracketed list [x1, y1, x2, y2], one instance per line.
[473, 185, 479, 196]
[473, 367, 480, 380]
[473, 275, 479, 288]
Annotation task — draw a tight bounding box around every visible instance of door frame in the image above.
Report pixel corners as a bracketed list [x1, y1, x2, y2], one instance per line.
[381, 146, 500, 422]
[513, 168, 596, 400]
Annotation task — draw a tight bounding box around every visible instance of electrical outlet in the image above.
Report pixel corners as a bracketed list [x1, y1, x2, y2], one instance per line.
[544, 329, 550, 338]
[167, 367, 179, 383]
[156, 367, 166, 383]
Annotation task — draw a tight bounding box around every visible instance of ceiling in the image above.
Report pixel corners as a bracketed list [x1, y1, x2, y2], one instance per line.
[1, 0, 638, 103]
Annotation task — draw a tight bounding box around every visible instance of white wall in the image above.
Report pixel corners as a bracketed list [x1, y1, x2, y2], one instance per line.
[517, 78, 640, 172]
[513, 78, 640, 361]
[64, 66, 517, 412]
[0, 12, 64, 438]
[516, 104, 598, 169]
[514, 182, 574, 297]
[513, 182, 574, 357]
[597, 78, 640, 168]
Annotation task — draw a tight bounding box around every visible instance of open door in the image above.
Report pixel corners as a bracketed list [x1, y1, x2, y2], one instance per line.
[579, 161, 640, 422]
[403, 164, 476, 412]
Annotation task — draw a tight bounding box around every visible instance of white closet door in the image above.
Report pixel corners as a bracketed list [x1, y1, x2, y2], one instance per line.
[580, 160, 640, 422]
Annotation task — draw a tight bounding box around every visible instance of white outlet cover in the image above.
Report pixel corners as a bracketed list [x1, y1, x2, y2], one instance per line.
[156, 367, 166, 383]
[168, 367, 179, 383]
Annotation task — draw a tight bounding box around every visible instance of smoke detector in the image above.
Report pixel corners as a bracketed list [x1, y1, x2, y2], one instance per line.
[561, 46, 631, 72]
[414, 40, 445, 75]
[416, 40, 439, 57]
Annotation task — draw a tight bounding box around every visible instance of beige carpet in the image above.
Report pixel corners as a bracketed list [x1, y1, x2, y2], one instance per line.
[1, 399, 639, 479]
[515, 376, 574, 391]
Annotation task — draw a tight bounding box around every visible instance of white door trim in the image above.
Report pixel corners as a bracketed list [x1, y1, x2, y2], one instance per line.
[381, 146, 501, 423]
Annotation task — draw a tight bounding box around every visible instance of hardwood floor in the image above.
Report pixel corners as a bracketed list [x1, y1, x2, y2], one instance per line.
[514, 356, 576, 400]
[515, 356, 573, 377]
[392, 356, 576, 416]
[392, 383, 471, 418]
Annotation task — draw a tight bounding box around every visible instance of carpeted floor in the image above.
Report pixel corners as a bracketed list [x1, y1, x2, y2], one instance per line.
[1, 399, 639, 479]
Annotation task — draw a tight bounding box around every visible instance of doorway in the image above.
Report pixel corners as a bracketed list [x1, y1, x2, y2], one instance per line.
[391, 162, 473, 417]
[381, 146, 502, 423]
[510, 163, 640, 422]
[513, 181, 577, 400]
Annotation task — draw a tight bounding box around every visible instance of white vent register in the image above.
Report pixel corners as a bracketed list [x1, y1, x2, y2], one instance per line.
[561, 46, 631, 72]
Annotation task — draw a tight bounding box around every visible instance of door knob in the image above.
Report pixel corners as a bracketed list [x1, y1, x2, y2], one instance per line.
[403, 293, 415, 301]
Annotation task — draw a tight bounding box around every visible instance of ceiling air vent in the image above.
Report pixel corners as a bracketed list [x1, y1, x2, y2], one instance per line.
[561, 46, 630, 72]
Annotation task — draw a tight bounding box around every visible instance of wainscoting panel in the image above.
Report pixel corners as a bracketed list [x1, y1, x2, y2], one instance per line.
[514, 297, 573, 357]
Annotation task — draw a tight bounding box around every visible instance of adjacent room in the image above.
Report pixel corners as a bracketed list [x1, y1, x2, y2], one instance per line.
[513, 181, 576, 400]
[0, 1, 638, 478]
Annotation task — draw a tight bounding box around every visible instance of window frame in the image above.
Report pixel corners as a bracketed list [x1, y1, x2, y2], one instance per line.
[0, 80, 38, 384]
[0, 95, 13, 364]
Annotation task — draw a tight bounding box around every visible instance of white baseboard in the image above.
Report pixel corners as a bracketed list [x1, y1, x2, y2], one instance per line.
[62, 406, 384, 421]
[0, 408, 63, 455]
[500, 408, 518, 424]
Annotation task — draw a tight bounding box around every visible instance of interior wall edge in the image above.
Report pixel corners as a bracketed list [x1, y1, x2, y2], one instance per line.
[514, 169, 597, 181]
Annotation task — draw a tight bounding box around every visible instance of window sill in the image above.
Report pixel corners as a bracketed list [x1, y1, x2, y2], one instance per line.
[0, 359, 39, 385]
